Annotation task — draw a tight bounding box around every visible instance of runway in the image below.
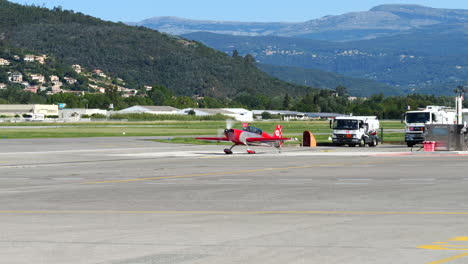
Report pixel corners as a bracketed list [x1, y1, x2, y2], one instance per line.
[1, 137, 468, 264]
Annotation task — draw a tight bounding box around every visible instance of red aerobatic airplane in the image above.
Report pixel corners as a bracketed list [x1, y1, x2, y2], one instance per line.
[196, 122, 291, 154]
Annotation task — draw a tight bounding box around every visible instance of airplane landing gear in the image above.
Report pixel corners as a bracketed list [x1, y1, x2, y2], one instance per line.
[224, 149, 233, 154]
[224, 144, 236, 154]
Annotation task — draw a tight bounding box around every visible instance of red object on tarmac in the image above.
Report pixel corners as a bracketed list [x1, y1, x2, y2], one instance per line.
[423, 141, 436, 152]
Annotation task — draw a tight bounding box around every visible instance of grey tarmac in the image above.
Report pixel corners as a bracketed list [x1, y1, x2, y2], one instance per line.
[0, 137, 467, 264]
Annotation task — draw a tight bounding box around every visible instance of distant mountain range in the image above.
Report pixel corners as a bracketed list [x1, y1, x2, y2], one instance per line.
[130, 4, 468, 95]
[130, 4, 468, 42]
[257, 64, 399, 97]
[182, 31, 468, 94]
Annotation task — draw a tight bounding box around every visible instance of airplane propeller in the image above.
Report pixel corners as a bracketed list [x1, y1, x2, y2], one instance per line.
[226, 119, 235, 130]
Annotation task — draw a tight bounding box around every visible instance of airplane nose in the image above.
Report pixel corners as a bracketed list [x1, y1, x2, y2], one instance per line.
[224, 129, 234, 136]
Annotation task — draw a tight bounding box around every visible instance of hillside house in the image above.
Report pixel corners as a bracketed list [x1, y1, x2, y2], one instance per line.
[64, 77, 77, 85]
[30, 74, 45, 83]
[9, 72, 23, 83]
[0, 58, 10, 66]
[24, 87, 38, 93]
[122, 88, 138, 97]
[93, 69, 107, 78]
[51, 85, 62, 94]
[24, 55, 47, 64]
[49, 75, 60, 82]
[35, 55, 47, 64]
[96, 87, 106, 93]
[72, 64, 82, 73]
[24, 55, 35, 62]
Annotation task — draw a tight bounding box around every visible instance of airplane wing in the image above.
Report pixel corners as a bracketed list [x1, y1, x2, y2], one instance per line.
[246, 137, 290, 142]
[195, 137, 230, 141]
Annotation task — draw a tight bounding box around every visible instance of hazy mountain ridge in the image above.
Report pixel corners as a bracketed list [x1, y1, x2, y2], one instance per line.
[257, 64, 400, 97]
[182, 31, 468, 94]
[132, 4, 468, 42]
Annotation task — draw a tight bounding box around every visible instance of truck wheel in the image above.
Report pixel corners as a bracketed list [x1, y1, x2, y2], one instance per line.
[359, 138, 366, 147]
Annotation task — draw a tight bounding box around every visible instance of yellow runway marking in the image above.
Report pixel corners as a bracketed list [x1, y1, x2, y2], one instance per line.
[449, 237, 468, 241]
[83, 163, 345, 184]
[425, 253, 468, 264]
[419, 237, 468, 263]
[1, 210, 468, 215]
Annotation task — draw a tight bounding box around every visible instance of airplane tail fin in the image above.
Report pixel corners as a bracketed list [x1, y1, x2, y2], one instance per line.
[274, 124, 283, 138]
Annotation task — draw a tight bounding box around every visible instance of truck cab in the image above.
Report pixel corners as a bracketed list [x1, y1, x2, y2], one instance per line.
[404, 106, 455, 147]
[331, 116, 379, 147]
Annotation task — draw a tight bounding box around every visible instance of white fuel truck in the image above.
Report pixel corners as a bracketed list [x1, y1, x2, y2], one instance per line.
[331, 116, 380, 147]
[404, 106, 456, 147]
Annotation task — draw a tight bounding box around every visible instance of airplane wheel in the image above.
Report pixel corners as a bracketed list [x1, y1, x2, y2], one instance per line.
[224, 149, 233, 154]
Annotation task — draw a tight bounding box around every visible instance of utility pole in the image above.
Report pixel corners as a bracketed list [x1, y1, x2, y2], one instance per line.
[454, 85, 466, 125]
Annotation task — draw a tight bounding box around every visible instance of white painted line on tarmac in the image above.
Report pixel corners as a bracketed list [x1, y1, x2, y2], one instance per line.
[338, 179, 373, 181]
[52, 178, 84, 180]
[401, 182, 435, 185]
[144, 182, 177, 185]
[219, 179, 251, 181]
[335, 182, 370, 185]
[0, 147, 158, 155]
[276, 179, 314, 181]
[399, 178, 435, 181]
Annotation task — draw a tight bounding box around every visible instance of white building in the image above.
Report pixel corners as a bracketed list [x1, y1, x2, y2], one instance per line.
[72, 64, 82, 73]
[222, 108, 253, 122]
[64, 77, 77, 85]
[49, 75, 60, 82]
[30, 74, 45, 83]
[9, 72, 23, 83]
[117, 105, 180, 115]
[180, 108, 253, 121]
[253, 110, 309, 120]
[24, 55, 35, 62]
[0, 58, 10, 66]
[0, 104, 58, 117]
[59, 108, 108, 119]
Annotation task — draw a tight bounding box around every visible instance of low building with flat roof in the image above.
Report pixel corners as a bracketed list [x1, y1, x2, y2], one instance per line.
[117, 105, 180, 115]
[0, 104, 58, 117]
[180, 108, 253, 121]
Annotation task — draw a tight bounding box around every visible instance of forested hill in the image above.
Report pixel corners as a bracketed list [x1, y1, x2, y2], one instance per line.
[0, 0, 311, 98]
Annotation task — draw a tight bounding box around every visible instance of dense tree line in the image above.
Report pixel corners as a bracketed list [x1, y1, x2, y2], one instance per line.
[0, 84, 465, 119]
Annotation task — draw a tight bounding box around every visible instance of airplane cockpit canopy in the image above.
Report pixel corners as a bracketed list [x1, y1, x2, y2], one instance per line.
[243, 126, 263, 135]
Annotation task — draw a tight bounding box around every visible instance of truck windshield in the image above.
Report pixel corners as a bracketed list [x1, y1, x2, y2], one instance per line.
[333, 119, 358, 130]
[406, 112, 430, 123]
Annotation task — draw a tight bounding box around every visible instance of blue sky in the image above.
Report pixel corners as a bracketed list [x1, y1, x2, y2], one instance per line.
[9, 0, 468, 22]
